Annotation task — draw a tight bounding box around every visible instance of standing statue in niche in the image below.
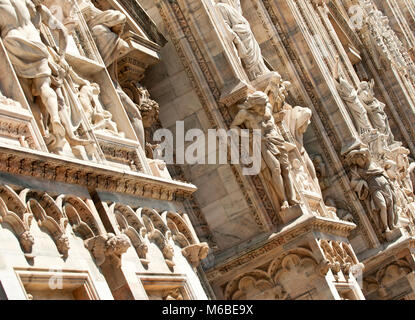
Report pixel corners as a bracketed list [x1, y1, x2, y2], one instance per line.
[292, 159, 313, 193]
[0, 0, 70, 149]
[215, 0, 270, 81]
[264, 75, 291, 121]
[264, 77, 321, 195]
[347, 148, 398, 236]
[358, 79, 395, 145]
[82, 1, 146, 149]
[333, 56, 374, 136]
[129, 83, 160, 158]
[285, 105, 321, 194]
[231, 91, 299, 210]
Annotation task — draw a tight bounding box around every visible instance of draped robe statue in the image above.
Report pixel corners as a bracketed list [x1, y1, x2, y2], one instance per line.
[231, 91, 298, 210]
[82, 1, 146, 149]
[215, 0, 270, 81]
[285, 105, 321, 195]
[0, 0, 69, 149]
[333, 57, 373, 136]
[347, 148, 398, 235]
[358, 80, 395, 145]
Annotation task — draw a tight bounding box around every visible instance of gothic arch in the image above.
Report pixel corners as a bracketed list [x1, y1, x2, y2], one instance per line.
[112, 203, 149, 268]
[24, 190, 69, 258]
[0, 185, 34, 254]
[61, 195, 99, 240]
[139, 207, 174, 268]
[162, 211, 196, 248]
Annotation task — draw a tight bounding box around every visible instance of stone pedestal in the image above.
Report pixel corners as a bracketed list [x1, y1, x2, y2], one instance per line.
[280, 204, 303, 224]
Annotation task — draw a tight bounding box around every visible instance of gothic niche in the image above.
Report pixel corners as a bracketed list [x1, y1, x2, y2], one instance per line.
[0, 0, 104, 158]
[363, 259, 412, 299]
[333, 55, 415, 240]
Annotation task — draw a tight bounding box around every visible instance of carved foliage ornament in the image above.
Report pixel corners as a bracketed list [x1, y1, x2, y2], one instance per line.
[111, 205, 209, 270]
[318, 239, 363, 281]
[224, 248, 320, 300]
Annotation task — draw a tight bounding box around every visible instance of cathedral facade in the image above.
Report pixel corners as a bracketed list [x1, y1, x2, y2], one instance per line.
[0, 0, 415, 300]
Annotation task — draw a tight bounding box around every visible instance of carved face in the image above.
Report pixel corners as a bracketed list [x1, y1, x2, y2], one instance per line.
[107, 234, 130, 255]
[354, 156, 367, 168]
[252, 103, 266, 116]
[292, 159, 301, 171]
[358, 81, 374, 103]
[385, 161, 398, 180]
[57, 234, 70, 256]
[19, 231, 35, 253]
[163, 243, 175, 261]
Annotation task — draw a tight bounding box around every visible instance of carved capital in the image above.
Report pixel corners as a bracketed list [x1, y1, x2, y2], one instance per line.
[85, 233, 131, 268]
[181, 243, 209, 268]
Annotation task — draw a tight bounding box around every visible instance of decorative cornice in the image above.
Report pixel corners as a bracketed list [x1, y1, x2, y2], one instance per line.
[360, 236, 415, 271]
[0, 143, 197, 201]
[205, 215, 356, 282]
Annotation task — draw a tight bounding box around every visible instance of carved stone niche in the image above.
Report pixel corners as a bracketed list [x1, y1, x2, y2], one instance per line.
[38, 0, 150, 172]
[363, 259, 413, 299]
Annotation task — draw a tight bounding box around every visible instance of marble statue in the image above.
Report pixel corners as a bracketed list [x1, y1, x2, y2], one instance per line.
[347, 148, 398, 235]
[131, 83, 160, 158]
[231, 91, 298, 210]
[215, 0, 270, 81]
[83, 1, 146, 149]
[333, 56, 374, 136]
[285, 105, 321, 194]
[79, 0, 130, 67]
[79, 82, 124, 137]
[358, 79, 395, 144]
[46, 50, 95, 151]
[384, 159, 413, 221]
[0, 0, 69, 147]
[264, 75, 291, 119]
[292, 159, 313, 192]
